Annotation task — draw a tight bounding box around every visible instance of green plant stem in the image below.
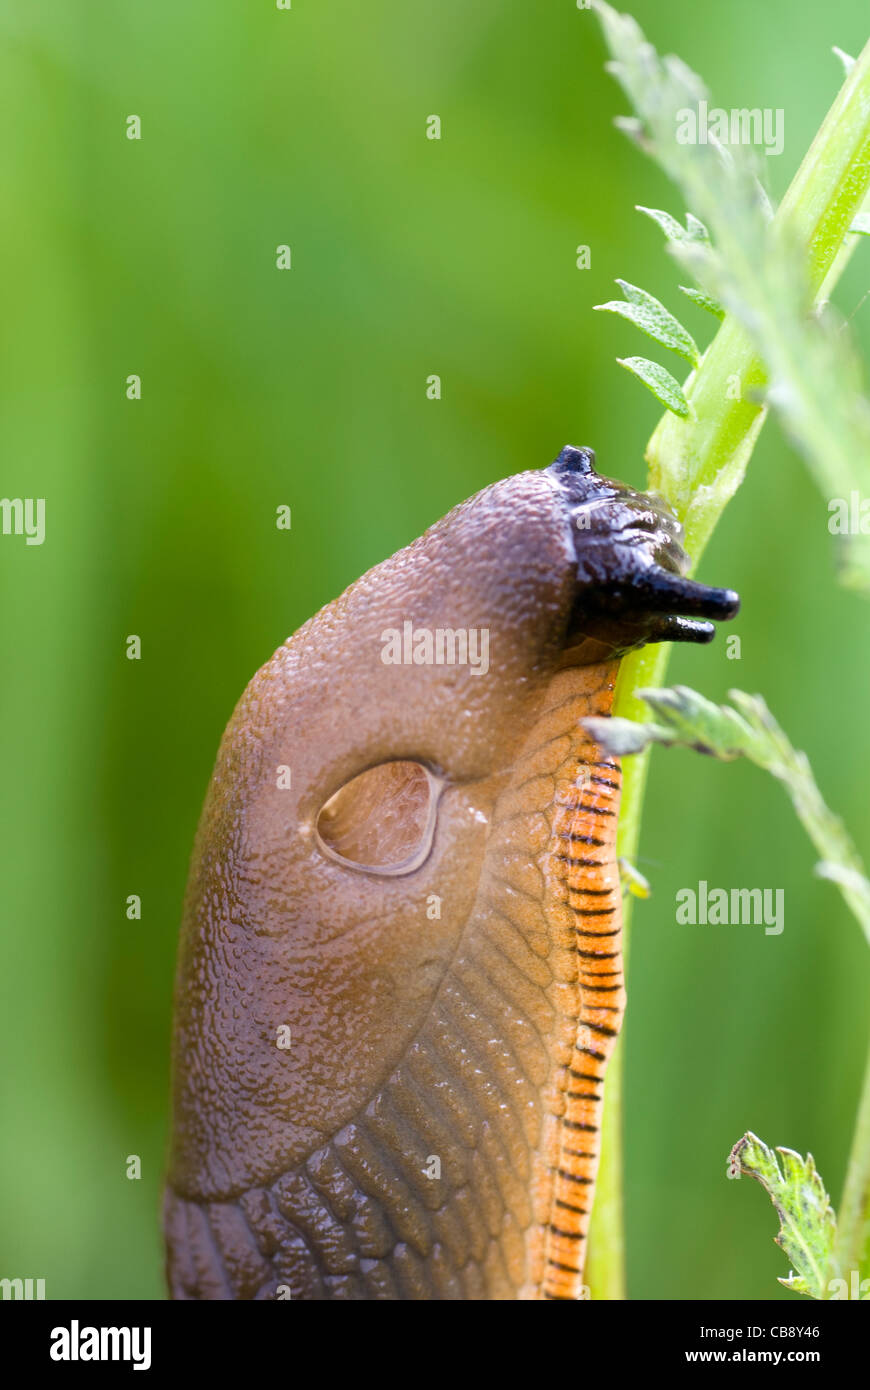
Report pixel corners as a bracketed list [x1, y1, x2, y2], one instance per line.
[835, 1033, 870, 1282]
[585, 34, 870, 1300]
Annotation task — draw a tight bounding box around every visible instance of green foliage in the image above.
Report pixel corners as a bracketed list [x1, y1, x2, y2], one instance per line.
[595, 0, 870, 592]
[595, 278, 700, 365]
[729, 1134, 837, 1299]
[616, 354, 689, 416]
[635, 205, 710, 248]
[594, 218, 709, 420]
[678, 285, 725, 320]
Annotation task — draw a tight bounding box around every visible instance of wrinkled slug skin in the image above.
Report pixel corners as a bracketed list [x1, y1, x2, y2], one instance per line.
[164, 447, 738, 1300]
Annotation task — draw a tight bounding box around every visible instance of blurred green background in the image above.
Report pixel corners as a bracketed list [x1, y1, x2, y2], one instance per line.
[1, 0, 869, 1300]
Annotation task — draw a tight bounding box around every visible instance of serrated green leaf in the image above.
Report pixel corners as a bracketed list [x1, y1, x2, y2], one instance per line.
[729, 1132, 837, 1299]
[596, 279, 700, 365]
[636, 204, 710, 246]
[679, 285, 725, 319]
[616, 356, 690, 417]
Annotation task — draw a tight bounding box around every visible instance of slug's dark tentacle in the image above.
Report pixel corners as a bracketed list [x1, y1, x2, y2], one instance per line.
[634, 568, 740, 620]
[643, 614, 717, 645]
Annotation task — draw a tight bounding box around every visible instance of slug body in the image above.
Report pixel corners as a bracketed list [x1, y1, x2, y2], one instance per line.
[164, 446, 738, 1300]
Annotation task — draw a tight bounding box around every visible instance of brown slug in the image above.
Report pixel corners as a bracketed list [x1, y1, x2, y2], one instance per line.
[164, 445, 739, 1300]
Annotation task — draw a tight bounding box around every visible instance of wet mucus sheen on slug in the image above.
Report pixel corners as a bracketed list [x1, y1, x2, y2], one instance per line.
[164, 445, 739, 1300]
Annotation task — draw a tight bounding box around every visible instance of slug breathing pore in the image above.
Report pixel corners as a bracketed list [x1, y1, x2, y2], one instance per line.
[164, 445, 739, 1300]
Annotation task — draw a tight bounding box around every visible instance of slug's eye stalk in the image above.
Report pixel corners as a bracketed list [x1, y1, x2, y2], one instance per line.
[546, 445, 740, 655]
[551, 444, 597, 477]
[638, 569, 740, 620]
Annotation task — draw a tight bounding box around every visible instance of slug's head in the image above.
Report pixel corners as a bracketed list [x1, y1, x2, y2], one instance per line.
[549, 444, 739, 657]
